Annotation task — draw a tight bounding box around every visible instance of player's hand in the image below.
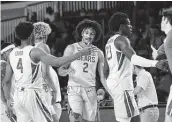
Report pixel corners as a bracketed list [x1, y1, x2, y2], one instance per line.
[151, 45, 158, 60]
[155, 59, 169, 72]
[5, 100, 13, 119]
[51, 91, 57, 105]
[80, 46, 97, 56]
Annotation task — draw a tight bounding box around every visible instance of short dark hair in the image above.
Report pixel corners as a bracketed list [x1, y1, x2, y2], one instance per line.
[75, 19, 102, 42]
[162, 7, 172, 25]
[108, 12, 128, 32]
[15, 21, 34, 40]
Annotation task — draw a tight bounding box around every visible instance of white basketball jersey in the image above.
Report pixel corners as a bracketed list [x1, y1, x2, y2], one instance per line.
[9, 46, 43, 89]
[68, 43, 99, 87]
[105, 34, 134, 90]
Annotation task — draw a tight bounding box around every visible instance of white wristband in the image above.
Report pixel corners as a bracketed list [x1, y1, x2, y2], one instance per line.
[131, 54, 158, 67]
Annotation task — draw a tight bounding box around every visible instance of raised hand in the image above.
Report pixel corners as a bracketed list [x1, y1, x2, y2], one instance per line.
[151, 45, 158, 60]
[51, 91, 57, 105]
[155, 59, 169, 72]
[80, 46, 97, 56]
[5, 99, 13, 119]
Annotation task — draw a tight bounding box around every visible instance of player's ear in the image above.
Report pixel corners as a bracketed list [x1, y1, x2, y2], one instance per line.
[119, 24, 125, 31]
[81, 29, 85, 37]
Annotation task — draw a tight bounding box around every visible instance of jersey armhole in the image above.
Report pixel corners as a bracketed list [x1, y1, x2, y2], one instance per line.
[29, 48, 39, 65]
[113, 36, 122, 52]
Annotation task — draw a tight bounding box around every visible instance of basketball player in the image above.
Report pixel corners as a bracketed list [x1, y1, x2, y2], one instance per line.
[1, 44, 16, 122]
[159, 7, 172, 122]
[33, 21, 62, 122]
[58, 19, 108, 122]
[2, 21, 95, 122]
[105, 12, 168, 122]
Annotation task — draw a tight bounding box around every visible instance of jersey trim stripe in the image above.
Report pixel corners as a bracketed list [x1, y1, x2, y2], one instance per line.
[124, 91, 135, 117]
[118, 54, 125, 71]
[167, 98, 172, 116]
[35, 91, 52, 122]
[116, 51, 121, 64]
[31, 64, 40, 83]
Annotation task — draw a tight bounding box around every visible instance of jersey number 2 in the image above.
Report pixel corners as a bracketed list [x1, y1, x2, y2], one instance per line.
[17, 58, 23, 73]
[83, 63, 88, 73]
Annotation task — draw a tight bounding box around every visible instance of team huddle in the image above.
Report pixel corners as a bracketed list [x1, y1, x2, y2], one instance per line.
[1, 7, 172, 122]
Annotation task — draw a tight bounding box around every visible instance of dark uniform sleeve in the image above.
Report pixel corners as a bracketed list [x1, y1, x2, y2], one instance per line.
[164, 30, 172, 73]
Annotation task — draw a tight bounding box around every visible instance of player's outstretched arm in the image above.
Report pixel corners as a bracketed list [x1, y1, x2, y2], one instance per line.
[31, 46, 94, 68]
[97, 50, 109, 91]
[38, 44, 57, 95]
[164, 33, 172, 73]
[2, 62, 14, 118]
[1, 60, 8, 104]
[58, 45, 74, 76]
[115, 36, 162, 68]
[2, 62, 13, 102]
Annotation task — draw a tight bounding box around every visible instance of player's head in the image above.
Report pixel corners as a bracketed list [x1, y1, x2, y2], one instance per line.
[108, 12, 132, 36]
[133, 65, 143, 75]
[15, 21, 34, 43]
[33, 22, 51, 43]
[161, 7, 172, 33]
[75, 19, 102, 44]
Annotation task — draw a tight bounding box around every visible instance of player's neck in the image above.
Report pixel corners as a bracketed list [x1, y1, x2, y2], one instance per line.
[35, 38, 45, 43]
[165, 25, 172, 35]
[19, 40, 30, 48]
[116, 31, 128, 37]
[79, 41, 91, 48]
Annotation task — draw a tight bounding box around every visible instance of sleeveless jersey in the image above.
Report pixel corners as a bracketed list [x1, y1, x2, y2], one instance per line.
[105, 34, 134, 90]
[68, 43, 99, 87]
[9, 46, 43, 89]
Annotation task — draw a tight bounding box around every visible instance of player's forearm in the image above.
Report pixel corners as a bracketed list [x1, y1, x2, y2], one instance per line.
[133, 86, 143, 95]
[42, 52, 82, 67]
[100, 77, 108, 91]
[131, 54, 158, 67]
[3, 81, 12, 101]
[164, 45, 172, 73]
[43, 74, 57, 92]
[1, 88, 7, 105]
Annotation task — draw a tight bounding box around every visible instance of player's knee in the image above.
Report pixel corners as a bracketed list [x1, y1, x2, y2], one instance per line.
[69, 110, 81, 122]
[73, 112, 80, 120]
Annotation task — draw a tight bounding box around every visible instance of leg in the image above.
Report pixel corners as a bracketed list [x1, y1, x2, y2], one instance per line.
[68, 86, 83, 122]
[13, 91, 32, 122]
[165, 86, 172, 122]
[82, 87, 97, 122]
[53, 103, 62, 121]
[116, 118, 131, 122]
[165, 115, 172, 122]
[25, 90, 53, 122]
[109, 84, 138, 122]
[140, 107, 159, 122]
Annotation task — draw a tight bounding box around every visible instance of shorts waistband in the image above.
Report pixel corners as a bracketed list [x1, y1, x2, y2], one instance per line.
[139, 104, 158, 112]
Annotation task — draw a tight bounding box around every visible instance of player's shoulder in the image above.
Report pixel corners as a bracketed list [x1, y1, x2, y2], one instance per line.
[38, 43, 50, 53]
[66, 43, 76, 50]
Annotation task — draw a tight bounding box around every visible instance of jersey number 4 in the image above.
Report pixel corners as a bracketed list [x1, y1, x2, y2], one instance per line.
[17, 58, 23, 73]
[106, 45, 112, 60]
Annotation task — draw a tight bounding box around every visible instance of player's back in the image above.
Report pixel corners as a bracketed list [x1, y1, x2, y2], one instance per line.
[9, 45, 42, 89]
[68, 43, 99, 87]
[105, 34, 133, 90]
